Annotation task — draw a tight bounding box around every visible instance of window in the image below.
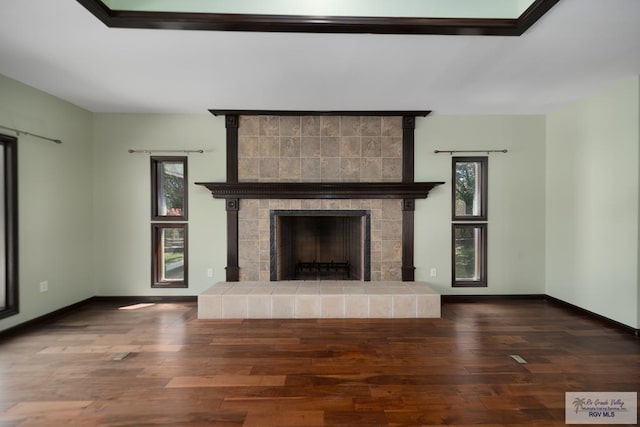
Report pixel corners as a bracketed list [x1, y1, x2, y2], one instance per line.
[452, 223, 487, 287]
[151, 223, 188, 288]
[452, 156, 487, 287]
[452, 157, 487, 221]
[0, 134, 18, 319]
[151, 157, 188, 288]
[151, 157, 187, 221]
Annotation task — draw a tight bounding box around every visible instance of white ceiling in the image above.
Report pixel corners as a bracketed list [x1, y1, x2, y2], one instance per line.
[0, 0, 639, 115]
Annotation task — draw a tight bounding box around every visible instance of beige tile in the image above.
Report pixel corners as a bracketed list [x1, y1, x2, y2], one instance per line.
[381, 240, 402, 263]
[320, 158, 341, 180]
[301, 116, 320, 136]
[279, 157, 301, 180]
[382, 116, 403, 137]
[362, 136, 382, 157]
[198, 295, 223, 319]
[259, 158, 280, 179]
[247, 295, 271, 318]
[381, 136, 402, 158]
[340, 116, 361, 136]
[381, 262, 402, 281]
[321, 137, 340, 157]
[321, 295, 344, 318]
[393, 295, 417, 318]
[280, 116, 301, 136]
[361, 158, 382, 180]
[295, 295, 320, 318]
[381, 199, 401, 219]
[301, 136, 321, 157]
[239, 136, 260, 157]
[381, 220, 402, 239]
[239, 115, 260, 136]
[299, 199, 321, 210]
[238, 240, 260, 262]
[361, 116, 382, 136]
[238, 219, 259, 240]
[238, 157, 260, 180]
[272, 286, 298, 294]
[222, 295, 247, 318]
[417, 295, 441, 318]
[280, 136, 301, 157]
[345, 295, 369, 317]
[301, 158, 321, 180]
[340, 158, 361, 181]
[382, 157, 402, 180]
[320, 286, 343, 295]
[225, 285, 254, 295]
[272, 295, 295, 318]
[320, 116, 340, 136]
[369, 295, 392, 318]
[249, 286, 275, 295]
[259, 136, 279, 156]
[340, 136, 361, 157]
[259, 116, 279, 136]
[239, 199, 260, 218]
[200, 284, 232, 295]
[296, 285, 319, 295]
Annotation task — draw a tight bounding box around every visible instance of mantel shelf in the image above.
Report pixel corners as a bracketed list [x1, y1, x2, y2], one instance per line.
[195, 182, 444, 200]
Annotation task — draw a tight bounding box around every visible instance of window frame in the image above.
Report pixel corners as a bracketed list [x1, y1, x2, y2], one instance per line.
[452, 156, 488, 221]
[150, 156, 188, 221]
[151, 223, 188, 288]
[451, 223, 487, 287]
[0, 134, 18, 319]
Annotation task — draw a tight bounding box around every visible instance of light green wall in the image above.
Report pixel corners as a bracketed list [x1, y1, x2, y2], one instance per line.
[92, 114, 227, 296]
[414, 115, 546, 295]
[546, 76, 640, 328]
[0, 74, 93, 331]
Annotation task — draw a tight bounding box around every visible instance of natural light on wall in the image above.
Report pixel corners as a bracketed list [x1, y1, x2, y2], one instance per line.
[101, 0, 535, 18]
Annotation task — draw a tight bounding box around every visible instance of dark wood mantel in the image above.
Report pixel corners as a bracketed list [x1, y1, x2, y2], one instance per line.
[195, 182, 443, 200]
[206, 111, 441, 282]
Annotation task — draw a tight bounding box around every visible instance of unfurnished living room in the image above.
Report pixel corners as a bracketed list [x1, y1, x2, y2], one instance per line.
[0, 0, 639, 426]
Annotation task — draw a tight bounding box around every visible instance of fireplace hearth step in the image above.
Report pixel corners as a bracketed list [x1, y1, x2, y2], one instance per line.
[198, 281, 440, 319]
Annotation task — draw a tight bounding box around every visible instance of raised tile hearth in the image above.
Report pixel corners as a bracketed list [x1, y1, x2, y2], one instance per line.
[198, 281, 440, 319]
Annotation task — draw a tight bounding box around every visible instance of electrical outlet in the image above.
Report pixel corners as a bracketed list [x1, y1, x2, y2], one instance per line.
[207, 268, 213, 278]
[430, 268, 437, 278]
[39, 281, 48, 292]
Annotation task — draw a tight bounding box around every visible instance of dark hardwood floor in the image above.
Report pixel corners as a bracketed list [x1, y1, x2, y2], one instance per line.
[0, 300, 638, 426]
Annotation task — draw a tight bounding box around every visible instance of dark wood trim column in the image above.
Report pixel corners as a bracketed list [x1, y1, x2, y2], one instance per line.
[226, 115, 239, 183]
[402, 116, 416, 281]
[402, 116, 416, 183]
[402, 199, 416, 281]
[225, 115, 240, 281]
[225, 198, 240, 281]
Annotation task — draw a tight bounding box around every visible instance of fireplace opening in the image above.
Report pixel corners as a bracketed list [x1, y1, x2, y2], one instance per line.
[270, 210, 371, 281]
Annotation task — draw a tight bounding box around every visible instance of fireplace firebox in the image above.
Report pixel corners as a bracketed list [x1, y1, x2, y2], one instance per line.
[270, 210, 371, 281]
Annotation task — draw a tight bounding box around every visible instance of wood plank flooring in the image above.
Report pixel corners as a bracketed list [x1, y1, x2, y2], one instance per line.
[0, 300, 638, 426]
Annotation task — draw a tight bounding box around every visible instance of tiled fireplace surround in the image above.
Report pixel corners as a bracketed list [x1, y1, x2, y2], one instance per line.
[237, 115, 404, 282]
[197, 114, 441, 319]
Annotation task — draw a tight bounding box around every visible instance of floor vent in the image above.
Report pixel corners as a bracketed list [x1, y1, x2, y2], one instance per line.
[510, 354, 527, 364]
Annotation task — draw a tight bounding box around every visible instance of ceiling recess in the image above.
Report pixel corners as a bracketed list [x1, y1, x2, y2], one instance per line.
[76, 0, 561, 36]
